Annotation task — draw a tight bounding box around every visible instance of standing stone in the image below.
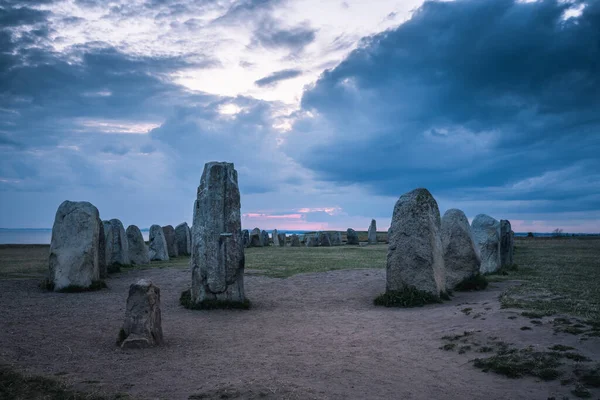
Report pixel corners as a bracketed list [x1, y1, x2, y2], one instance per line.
[49, 201, 101, 291]
[118, 279, 163, 349]
[277, 232, 286, 247]
[306, 234, 319, 247]
[346, 228, 359, 245]
[148, 224, 169, 261]
[98, 220, 107, 279]
[261, 230, 270, 246]
[242, 229, 250, 248]
[386, 188, 446, 296]
[471, 214, 501, 274]
[272, 229, 280, 246]
[290, 234, 301, 247]
[368, 219, 377, 244]
[249, 228, 262, 247]
[330, 232, 342, 246]
[500, 220, 514, 267]
[441, 209, 481, 291]
[126, 225, 150, 265]
[105, 218, 130, 267]
[190, 162, 245, 304]
[319, 232, 331, 247]
[162, 225, 178, 258]
[175, 222, 192, 256]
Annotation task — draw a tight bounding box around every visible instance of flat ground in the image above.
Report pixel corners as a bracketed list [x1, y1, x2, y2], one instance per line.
[0, 238, 599, 399]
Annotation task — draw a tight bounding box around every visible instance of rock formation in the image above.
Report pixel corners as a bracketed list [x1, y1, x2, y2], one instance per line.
[368, 219, 377, 244]
[175, 222, 192, 256]
[386, 188, 446, 296]
[319, 232, 331, 247]
[500, 219, 514, 267]
[148, 225, 169, 261]
[471, 214, 501, 274]
[126, 225, 150, 265]
[290, 234, 301, 247]
[277, 232, 286, 247]
[105, 218, 129, 267]
[261, 230, 270, 246]
[346, 228, 359, 245]
[190, 162, 246, 304]
[249, 228, 262, 247]
[272, 229, 280, 246]
[306, 234, 319, 247]
[162, 225, 178, 258]
[330, 232, 342, 246]
[118, 279, 163, 349]
[441, 209, 481, 290]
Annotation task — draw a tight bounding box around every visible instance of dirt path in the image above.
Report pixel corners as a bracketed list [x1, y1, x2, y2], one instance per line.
[0, 268, 597, 399]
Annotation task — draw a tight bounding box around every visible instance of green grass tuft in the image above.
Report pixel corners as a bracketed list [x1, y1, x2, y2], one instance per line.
[117, 328, 127, 345]
[571, 384, 592, 398]
[440, 343, 456, 351]
[472, 348, 563, 380]
[522, 310, 554, 318]
[520, 326, 532, 331]
[179, 289, 251, 310]
[549, 345, 576, 352]
[454, 274, 489, 292]
[374, 287, 444, 308]
[574, 363, 600, 388]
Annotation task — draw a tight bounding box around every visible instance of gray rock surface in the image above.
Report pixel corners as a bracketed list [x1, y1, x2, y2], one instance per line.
[249, 228, 262, 247]
[119, 279, 163, 349]
[148, 225, 169, 261]
[191, 162, 245, 303]
[471, 214, 501, 274]
[368, 219, 377, 244]
[162, 225, 178, 258]
[49, 201, 101, 291]
[346, 228, 359, 245]
[105, 218, 129, 266]
[500, 220, 514, 267]
[386, 188, 446, 296]
[306, 234, 319, 247]
[277, 232, 286, 247]
[98, 220, 107, 279]
[126, 225, 150, 265]
[441, 209, 481, 291]
[330, 232, 342, 246]
[272, 229, 280, 246]
[261, 230, 270, 246]
[175, 222, 192, 256]
[290, 234, 301, 247]
[242, 229, 250, 248]
[319, 232, 331, 247]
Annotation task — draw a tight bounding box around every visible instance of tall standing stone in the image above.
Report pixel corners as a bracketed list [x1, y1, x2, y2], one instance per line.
[330, 232, 342, 246]
[249, 228, 262, 247]
[386, 188, 446, 296]
[190, 162, 245, 304]
[441, 209, 481, 291]
[277, 232, 286, 247]
[98, 220, 107, 279]
[319, 232, 332, 247]
[162, 225, 178, 258]
[49, 201, 101, 291]
[148, 224, 169, 261]
[290, 234, 301, 247]
[118, 279, 163, 349]
[346, 228, 359, 245]
[500, 220, 514, 267]
[242, 229, 250, 248]
[126, 225, 150, 265]
[306, 234, 319, 247]
[272, 229, 280, 246]
[261, 230, 270, 246]
[105, 219, 130, 267]
[471, 214, 501, 274]
[175, 222, 192, 256]
[368, 219, 377, 244]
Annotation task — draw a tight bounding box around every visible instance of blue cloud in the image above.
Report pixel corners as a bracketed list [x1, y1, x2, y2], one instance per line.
[255, 68, 303, 87]
[252, 18, 316, 52]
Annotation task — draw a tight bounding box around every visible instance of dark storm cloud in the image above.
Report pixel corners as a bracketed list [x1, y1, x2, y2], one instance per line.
[285, 0, 600, 213]
[252, 18, 316, 52]
[0, 5, 50, 26]
[255, 68, 302, 87]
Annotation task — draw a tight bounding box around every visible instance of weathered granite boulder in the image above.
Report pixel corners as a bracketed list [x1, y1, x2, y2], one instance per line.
[162, 225, 178, 258]
[330, 231, 342, 246]
[175, 222, 192, 256]
[126, 225, 150, 265]
[386, 188, 446, 296]
[190, 162, 245, 303]
[272, 229, 280, 246]
[471, 214, 501, 274]
[49, 201, 101, 291]
[98, 220, 107, 279]
[118, 279, 163, 349]
[319, 232, 331, 247]
[441, 209, 481, 291]
[242, 229, 250, 248]
[261, 230, 270, 246]
[249, 228, 262, 247]
[500, 220, 514, 267]
[368, 219, 377, 244]
[105, 218, 129, 267]
[148, 224, 169, 261]
[346, 228, 359, 245]
[290, 234, 301, 247]
[277, 232, 286, 247]
[306, 234, 319, 247]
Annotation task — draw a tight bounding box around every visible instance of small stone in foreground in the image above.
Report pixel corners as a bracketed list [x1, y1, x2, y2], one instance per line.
[118, 279, 163, 349]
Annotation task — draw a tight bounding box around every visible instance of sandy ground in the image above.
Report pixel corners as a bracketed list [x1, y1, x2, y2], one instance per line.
[1, 268, 598, 400]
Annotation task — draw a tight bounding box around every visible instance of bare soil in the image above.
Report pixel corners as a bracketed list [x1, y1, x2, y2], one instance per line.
[1, 266, 598, 399]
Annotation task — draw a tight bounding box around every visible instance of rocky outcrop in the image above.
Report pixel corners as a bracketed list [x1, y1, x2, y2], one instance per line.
[175, 222, 192, 256]
[162, 225, 178, 258]
[190, 162, 246, 304]
[368, 219, 377, 244]
[471, 214, 501, 274]
[386, 188, 446, 296]
[346, 228, 359, 245]
[441, 209, 481, 291]
[148, 225, 169, 261]
[126, 225, 150, 265]
[118, 279, 163, 349]
[49, 201, 102, 291]
[500, 220, 514, 267]
[105, 219, 129, 267]
[290, 234, 301, 247]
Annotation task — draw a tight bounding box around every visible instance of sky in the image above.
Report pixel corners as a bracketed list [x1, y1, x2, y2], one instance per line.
[0, 0, 598, 233]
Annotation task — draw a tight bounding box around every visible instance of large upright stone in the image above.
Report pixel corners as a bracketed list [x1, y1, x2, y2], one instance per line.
[319, 232, 331, 247]
[346, 228, 359, 245]
[272, 229, 280, 246]
[175, 222, 192, 256]
[277, 232, 286, 247]
[162, 225, 178, 258]
[441, 209, 481, 290]
[330, 231, 342, 246]
[118, 279, 163, 349]
[261, 230, 270, 246]
[500, 220, 514, 267]
[98, 220, 107, 279]
[242, 229, 250, 248]
[49, 201, 101, 291]
[105, 218, 129, 267]
[471, 214, 501, 274]
[290, 234, 301, 247]
[148, 224, 169, 261]
[126, 225, 150, 265]
[386, 188, 446, 296]
[191, 162, 245, 303]
[249, 228, 262, 247]
[368, 219, 377, 244]
[306, 234, 319, 247]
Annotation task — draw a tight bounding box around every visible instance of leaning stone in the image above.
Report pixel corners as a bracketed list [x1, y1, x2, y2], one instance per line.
[162, 225, 178, 258]
[471, 214, 501, 274]
[346, 228, 359, 245]
[175, 222, 192, 256]
[319, 232, 331, 247]
[249, 228, 262, 247]
[290, 234, 301, 247]
[368, 219, 377, 244]
[441, 209, 481, 291]
[272, 229, 280, 246]
[148, 225, 169, 261]
[277, 232, 286, 247]
[500, 220, 514, 267]
[330, 232, 342, 246]
[118, 279, 163, 349]
[190, 162, 246, 304]
[126, 225, 150, 265]
[105, 218, 129, 267]
[386, 188, 446, 297]
[261, 230, 270, 246]
[49, 201, 102, 291]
